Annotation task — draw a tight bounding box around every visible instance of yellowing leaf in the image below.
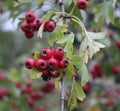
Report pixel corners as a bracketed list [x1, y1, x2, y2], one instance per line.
[29, 68, 42, 79]
[79, 31, 106, 62]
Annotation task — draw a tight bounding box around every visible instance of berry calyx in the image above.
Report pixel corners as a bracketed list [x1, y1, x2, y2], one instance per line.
[58, 58, 69, 69]
[77, 0, 88, 10]
[53, 47, 64, 60]
[35, 59, 47, 71]
[49, 69, 61, 78]
[40, 48, 52, 60]
[41, 74, 51, 81]
[31, 22, 38, 31]
[44, 21, 56, 32]
[48, 58, 58, 70]
[25, 58, 35, 69]
[25, 11, 36, 23]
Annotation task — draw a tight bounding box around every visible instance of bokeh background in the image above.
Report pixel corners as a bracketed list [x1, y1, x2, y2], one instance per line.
[0, 0, 120, 111]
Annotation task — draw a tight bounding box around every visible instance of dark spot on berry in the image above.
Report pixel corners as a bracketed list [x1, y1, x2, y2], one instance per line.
[49, 62, 54, 67]
[58, 48, 63, 53]
[25, 62, 30, 68]
[64, 60, 69, 66]
[42, 50, 47, 56]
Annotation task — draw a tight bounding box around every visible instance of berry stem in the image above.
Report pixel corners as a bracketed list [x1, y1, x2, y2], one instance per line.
[60, 72, 65, 111]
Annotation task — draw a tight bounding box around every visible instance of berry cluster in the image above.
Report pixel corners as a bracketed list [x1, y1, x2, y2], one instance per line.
[77, 0, 89, 10]
[21, 11, 56, 39]
[25, 47, 69, 81]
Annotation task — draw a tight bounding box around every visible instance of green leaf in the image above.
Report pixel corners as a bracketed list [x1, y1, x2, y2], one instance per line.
[71, 55, 89, 86]
[64, 42, 73, 57]
[68, 82, 78, 111]
[56, 32, 74, 44]
[79, 31, 106, 63]
[48, 24, 68, 46]
[95, 0, 116, 24]
[55, 78, 59, 88]
[19, 0, 32, 3]
[37, 0, 45, 4]
[9, 69, 21, 82]
[74, 80, 86, 101]
[33, 51, 40, 60]
[65, 63, 75, 78]
[29, 68, 42, 79]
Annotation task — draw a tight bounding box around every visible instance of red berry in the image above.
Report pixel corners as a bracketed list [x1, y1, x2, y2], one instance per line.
[25, 30, 34, 39]
[36, 19, 44, 30]
[77, 0, 88, 10]
[30, 91, 37, 99]
[49, 69, 61, 78]
[112, 65, 120, 74]
[21, 21, 30, 32]
[48, 58, 58, 70]
[40, 48, 52, 60]
[27, 97, 34, 107]
[25, 11, 36, 23]
[106, 98, 115, 106]
[15, 81, 22, 88]
[44, 21, 56, 32]
[26, 81, 32, 88]
[35, 59, 47, 71]
[25, 58, 35, 69]
[21, 87, 32, 94]
[37, 92, 45, 99]
[109, 32, 113, 38]
[53, 47, 64, 60]
[116, 40, 120, 50]
[30, 22, 38, 31]
[58, 58, 69, 69]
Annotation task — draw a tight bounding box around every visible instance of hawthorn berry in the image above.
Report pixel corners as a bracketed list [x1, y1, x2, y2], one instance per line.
[25, 30, 34, 39]
[25, 11, 36, 23]
[77, 0, 88, 10]
[112, 65, 120, 74]
[30, 22, 38, 31]
[25, 58, 35, 69]
[26, 81, 32, 88]
[36, 18, 43, 30]
[21, 21, 30, 32]
[35, 59, 47, 71]
[30, 91, 37, 99]
[37, 92, 45, 99]
[116, 40, 120, 50]
[48, 58, 58, 70]
[15, 81, 22, 88]
[40, 48, 52, 60]
[44, 21, 56, 32]
[58, 58, 69, 69]
[27, 97, 34, 107]
[106, 98, 115, 106]
[53, 47, 64, 60]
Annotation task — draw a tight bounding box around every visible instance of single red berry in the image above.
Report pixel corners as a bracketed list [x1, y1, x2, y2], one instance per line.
[40, 48, 52, 60]
[44, 21, 56, 32]
[21, 21, 30, 32]
[25, 58, 35, 69]
[35, 59, 47, 71]
[21, 87, 32, 94]
[26, 81, 32, 88]
[106, 98, 115, 106]
[116, 40, 120, 50]
[83, 82, 92, 94]
[25, 30, 34, 39]
[37, 92, 45, 99]
[27, 97, 34, 107]
[30, 91, 37, 99]
[112, 65, 120, 74]
[25, 11, 36, 23]
[48, 58, 58, 70]
[30, 22, 38, 31]
[109, 32, 113, 38]
[36, 18, 44, 30]
[49, 69, 61, 78]
[15, 81, 22, 88]
[77, 0, 88, 10]
[58, 58, 69, 69]
[53, 47, 64, 60]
